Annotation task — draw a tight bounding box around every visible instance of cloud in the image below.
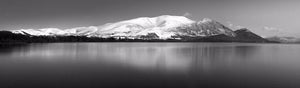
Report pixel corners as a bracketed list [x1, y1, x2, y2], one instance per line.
[235, 26, 245, 29]
[183, 12, 192, 18]
[263, 26, 280, 31]
[261, 26, 293, 37]
[226, 21, 245, 30]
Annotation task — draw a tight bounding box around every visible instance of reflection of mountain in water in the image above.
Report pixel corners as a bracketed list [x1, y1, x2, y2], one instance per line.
[4, 43, 261, 72]
[2, 43, 300, 88]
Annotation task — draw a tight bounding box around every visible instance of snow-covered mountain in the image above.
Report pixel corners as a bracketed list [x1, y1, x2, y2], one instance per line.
[11, 15, 237, 39]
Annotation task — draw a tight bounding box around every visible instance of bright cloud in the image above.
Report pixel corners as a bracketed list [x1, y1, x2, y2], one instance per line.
[263, 27, 280, 31]
[183, 12, 192, 18]
[226, 21, 245, 30]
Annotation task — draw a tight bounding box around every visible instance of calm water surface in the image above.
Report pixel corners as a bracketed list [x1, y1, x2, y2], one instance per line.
[1, 43, 300, 88]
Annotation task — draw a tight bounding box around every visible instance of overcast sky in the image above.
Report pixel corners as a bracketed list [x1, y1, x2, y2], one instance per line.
[0, 0, 299, 37]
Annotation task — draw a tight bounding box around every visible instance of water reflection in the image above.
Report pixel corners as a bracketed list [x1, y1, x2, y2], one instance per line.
[2, 43, 300, 88]
[2, 43, 263, 72]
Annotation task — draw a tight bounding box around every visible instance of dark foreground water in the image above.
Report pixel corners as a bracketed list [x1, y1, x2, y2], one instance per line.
[1, 43, 300, 88]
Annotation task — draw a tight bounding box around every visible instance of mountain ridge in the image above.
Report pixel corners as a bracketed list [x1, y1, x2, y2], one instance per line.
[10, 15, 234, 39]
[4, 15, 272, 43]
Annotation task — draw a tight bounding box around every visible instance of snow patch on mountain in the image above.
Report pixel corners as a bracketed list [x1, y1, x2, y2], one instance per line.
[94, 15, 196, 38]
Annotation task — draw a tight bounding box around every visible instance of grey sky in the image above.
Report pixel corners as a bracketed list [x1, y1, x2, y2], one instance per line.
[0, 0, 299, 37]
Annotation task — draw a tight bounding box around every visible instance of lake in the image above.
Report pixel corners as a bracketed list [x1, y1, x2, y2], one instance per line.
[1, 43, 300, 88]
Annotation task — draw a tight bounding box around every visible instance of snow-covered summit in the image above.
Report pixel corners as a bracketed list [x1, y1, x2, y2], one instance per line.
[94, 15, 196, 38]
[198, 18, 214, 23]
[11, 28, 65, 36]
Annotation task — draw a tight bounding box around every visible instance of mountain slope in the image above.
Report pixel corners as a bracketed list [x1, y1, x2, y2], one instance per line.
[233, 28, 269, 42]
[174, 18, 235, 37]
[179, 28, 269, 42]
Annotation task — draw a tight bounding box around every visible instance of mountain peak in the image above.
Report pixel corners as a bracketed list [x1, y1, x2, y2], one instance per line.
[154, 15, 195, 23]
[157, 15, 188, 18]
[236, 28, 252, 32]
[199, 18, 214, 23]
[203, 18, 213, 21]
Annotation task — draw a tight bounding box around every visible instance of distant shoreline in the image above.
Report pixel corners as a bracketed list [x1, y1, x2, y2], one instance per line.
[0, 30, 279, 44]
